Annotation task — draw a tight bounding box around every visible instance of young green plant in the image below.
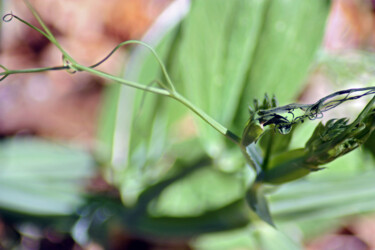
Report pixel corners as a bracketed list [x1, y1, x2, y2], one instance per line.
[2, 0, 375, 226]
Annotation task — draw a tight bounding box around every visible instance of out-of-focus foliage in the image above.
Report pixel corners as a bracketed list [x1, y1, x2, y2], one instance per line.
[3, 0, 375, 249]
[0, 138, 94, 215]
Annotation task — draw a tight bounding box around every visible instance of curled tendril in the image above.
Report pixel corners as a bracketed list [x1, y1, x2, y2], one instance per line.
[2, 13, 15, 22]
[89, 46, 119, 69]
[2, 11, 49, 38]
[87, 40, 176, 92]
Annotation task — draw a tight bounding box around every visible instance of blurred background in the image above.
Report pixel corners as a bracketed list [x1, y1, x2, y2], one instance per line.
[1, 0, 375, 249]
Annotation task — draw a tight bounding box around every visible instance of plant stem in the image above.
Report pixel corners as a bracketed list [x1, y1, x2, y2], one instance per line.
[74, 64, 171, 96]
[2, 66, 69, 75]
[172, 92, 241, 144]
[73, 64, 241, 144]
[1, 62, 242, 144]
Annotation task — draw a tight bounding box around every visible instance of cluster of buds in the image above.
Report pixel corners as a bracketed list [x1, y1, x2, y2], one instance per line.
[241, 94, 278, 147]
[241, 93, 375, 185]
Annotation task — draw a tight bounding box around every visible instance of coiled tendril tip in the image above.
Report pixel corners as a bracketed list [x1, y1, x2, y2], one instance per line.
[2, 13, 15, 22]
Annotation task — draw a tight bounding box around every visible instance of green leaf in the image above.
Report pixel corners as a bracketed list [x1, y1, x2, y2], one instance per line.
[170, 0, 269, 153]
[191, 228, 258, 250]
[192, 224, 302, 250]
[150, 165, 245, 217]
[0, 138, 94, 215]
[262, 149, 312, 184]
[258, 128, 296, 172]
[96, 83, 121, 163]
[246, 183, 275, 227]
[236, 0, 330, 129]
[271, 168, 375, 223]
[268, 149, 375, 223]
[259, 129, 295, 156]
[254, 224, 302, 250]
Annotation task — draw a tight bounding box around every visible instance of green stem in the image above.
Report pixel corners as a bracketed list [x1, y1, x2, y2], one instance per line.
[240, 145, 260, 173]
[74, 64, 241, 143]
[1, 61, 242, 144]
[262, 134, 273, 171]
[2, 66, 68, 75]
[173, 92, 241, 144]
[74, 64, 171, 96]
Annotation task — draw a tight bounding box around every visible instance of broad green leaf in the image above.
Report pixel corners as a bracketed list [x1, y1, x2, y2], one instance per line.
[191, 227, 257, 250]
[259, 129, 295, 157]
[270, 152, 375, 223]
[175, 0, 268, 123]
[254, 224, 302, 250]
[246, 183, 275, 226]
[255, 225, 302, 250]
[150, 165, 245, 217]
[262, 149, 311, 184]
[130, 200, 250, 237]
[0, 138, 94, 215]
[192, 225, 302, 250]
[96, 83, 121, 164]
[236, 0, 330, 129]
[170, 0, 268, 153]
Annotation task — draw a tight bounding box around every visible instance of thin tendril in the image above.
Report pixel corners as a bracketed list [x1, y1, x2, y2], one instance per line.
[304, 87, 375, 120]
[0, 64, 70, 82]
[2, 13, 49, 38]
[89, 45, 122, 69]
[89, 40, 176, 93]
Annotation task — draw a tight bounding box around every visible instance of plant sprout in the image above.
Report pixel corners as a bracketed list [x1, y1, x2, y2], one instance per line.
[1, 0, 375, 226]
